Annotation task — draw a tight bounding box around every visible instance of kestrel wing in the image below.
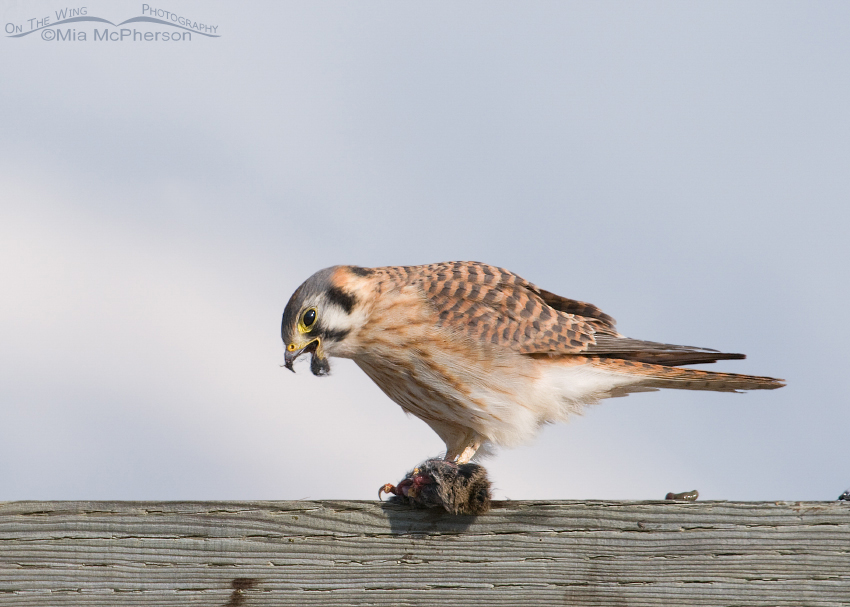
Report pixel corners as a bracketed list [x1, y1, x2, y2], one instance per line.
[410, 261, 601, 355]
[405, 261, 745, 365]
[536, 288, 617, 332]
[587, 334, 746, 365]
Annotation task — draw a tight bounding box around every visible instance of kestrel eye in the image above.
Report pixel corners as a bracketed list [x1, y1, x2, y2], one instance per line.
[302, 308, 317, 328]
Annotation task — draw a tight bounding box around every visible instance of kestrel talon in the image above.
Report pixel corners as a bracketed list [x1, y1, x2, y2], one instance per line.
[281, 262, 784, 463]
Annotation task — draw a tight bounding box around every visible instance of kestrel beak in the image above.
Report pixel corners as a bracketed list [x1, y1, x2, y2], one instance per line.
[284, 338, 319, 372]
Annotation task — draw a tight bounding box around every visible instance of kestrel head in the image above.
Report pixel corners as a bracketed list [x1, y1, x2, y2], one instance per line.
[281, 266, 369, 376]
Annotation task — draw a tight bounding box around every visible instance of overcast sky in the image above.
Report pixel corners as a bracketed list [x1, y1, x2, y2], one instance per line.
[1, 1, 848, 502]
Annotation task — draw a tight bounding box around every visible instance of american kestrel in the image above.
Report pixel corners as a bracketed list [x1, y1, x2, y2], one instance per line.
[281, 262, 784, 464]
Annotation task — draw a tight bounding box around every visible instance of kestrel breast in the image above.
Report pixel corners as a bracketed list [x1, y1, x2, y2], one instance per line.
[350, 279, 543, 446]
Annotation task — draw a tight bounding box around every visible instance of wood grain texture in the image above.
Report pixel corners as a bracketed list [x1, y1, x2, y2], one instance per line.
[1, 500, 849, 606]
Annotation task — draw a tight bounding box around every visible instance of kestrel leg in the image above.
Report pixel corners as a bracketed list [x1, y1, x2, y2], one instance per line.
[444, 429, 482, 464]
[453, 442, 481, 464]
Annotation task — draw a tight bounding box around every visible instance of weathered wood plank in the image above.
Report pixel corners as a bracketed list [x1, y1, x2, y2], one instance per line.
[1, 500, 849, 606]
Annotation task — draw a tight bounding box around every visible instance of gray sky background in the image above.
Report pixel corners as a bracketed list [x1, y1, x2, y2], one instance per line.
[1, 1, 847, 502]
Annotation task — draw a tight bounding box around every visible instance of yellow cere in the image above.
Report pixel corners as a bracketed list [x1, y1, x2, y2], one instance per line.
[288, 338, 321, 353]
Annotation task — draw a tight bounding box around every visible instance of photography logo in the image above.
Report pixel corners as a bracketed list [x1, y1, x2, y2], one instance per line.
[5, 5, 220, 42]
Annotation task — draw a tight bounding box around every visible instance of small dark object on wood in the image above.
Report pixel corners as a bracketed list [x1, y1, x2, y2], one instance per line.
[379, 458, 491, 515]
[666, 489, 699, 501]
[839, 489, 850, 501]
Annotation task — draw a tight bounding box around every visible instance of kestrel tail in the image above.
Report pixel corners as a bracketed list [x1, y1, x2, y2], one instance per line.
[281, 261, 784, 463]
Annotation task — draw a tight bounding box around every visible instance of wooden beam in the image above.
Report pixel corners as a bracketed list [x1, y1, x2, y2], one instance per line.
[1, 500, 848, 606]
